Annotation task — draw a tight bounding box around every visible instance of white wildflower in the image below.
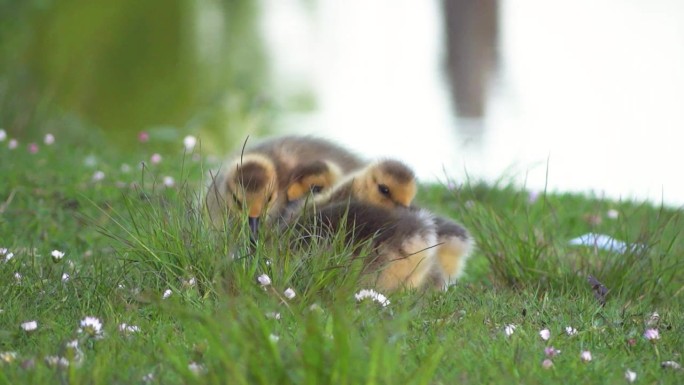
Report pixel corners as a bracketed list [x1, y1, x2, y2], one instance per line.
[257, 274, 271, 286]
[162, 176, 175, 188]
[8, 139, 18, 149]
[269, 334, 280, 343]
[539, 329, 550, 341]
[21, 320, 38, 332]
[0, 351, 17, 363]
[92, 171, 105, 182]
[61, 273, 70, 282]
[118, 323, 141, 334]
[162, 289, 172, 299]
[44, 134, 55, 145]
[150, 153, 162, 165]
[607, 209, 619, 219]
[120, 163, 131, 173]
[44, 355, 70, 368]
[283, 287, 296, 300]
[644, 328, 660, 340]
[142, 373, 155, 383]
[0, 129, 6, 141]
[504, 324, 517, 337]
[183, 135, 197, 151]
[624, 369, 637, 383]
[188, 362, 206, 375]
[565, 326, 578, 336]
[580, 350, 592, 362]
[265, 312, 281, 320]
[14, 272, 22, 282]
[78, 316, 103, 338]
[661, 361, 682, 370]
[544, 346, 561, 357]
[541, 358, 553, 369]
[354, 289, 390, 307]
[51, 250, 65, 262]
[3, 252, 13, 263]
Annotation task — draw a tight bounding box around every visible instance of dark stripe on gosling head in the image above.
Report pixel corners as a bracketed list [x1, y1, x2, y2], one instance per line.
[377, 160, 415, 184]
[235, 162, 269, 192]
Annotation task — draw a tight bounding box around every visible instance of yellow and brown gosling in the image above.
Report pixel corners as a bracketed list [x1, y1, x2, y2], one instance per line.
[427, 215, 475, 290]
[206, 135, 365, 237]
[205, 153, 278, 235]
[314, 159, 417, 210]
[290, 201, 438, 293]
[285, 160, 345, 203]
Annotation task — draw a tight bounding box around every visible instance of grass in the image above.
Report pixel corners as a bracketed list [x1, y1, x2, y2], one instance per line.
[1, 127, 683, 384]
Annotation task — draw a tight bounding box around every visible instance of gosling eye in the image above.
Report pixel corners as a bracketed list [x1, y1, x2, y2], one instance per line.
[310, 185, 323, 194]
[378, 184, 391, 197]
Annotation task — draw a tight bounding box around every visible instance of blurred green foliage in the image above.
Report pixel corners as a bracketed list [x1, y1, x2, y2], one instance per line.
[0, 0, 272, 153]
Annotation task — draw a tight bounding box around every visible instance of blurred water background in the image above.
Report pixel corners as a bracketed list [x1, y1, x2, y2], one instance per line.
[2, 0, 683, 206]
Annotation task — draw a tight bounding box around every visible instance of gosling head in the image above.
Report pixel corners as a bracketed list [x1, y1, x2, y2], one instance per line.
[286, 160, 343, 202]
[223, 153, 278, 238]
[356, 159, 416, 209]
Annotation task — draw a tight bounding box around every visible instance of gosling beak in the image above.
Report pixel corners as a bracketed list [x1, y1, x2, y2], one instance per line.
[248, 216, 260, 243]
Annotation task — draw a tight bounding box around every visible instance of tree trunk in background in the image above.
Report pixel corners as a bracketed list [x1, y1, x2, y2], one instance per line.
[442, 0, 499, 119]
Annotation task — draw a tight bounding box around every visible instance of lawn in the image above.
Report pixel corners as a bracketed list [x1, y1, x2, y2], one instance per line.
[1, 127, 682, 384]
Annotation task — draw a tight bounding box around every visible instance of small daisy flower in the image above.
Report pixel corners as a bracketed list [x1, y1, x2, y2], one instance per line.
[265, 312, 281, 320]
[607, 209, 619, 219]
[44, 355, 70, 368]
[183, 135, 197, 151]
[539, 329, 551, 341]
[8, 139, 18, 150]
[643, 328, 660, 340]
[118, 323, 141, 334]
[21, 320, 38, 332]
[0, 248, 6, 255]
[162, 176, 175, 188]
[283, 287, 296, 300]
[51, 250, 65, 262]
[3, 252, 13, 263]
[44, 134, 55, 145]
[565, 326, 578, 336]
[504, 324, 516, 337]
[14, 272, 22, 282]
[162, 289, 172, 299]
[28, 143, 38, 154]
[120, 163, 131, 173]
[150, 153, 162, 164]
[257, 274, 271, 286]
[355, 289, 390, 307]
[580, 350, 592, 362]
[92, 171, 105, 182]
[182, 276, 196, 288]
[541, 359, 554, 369]
[142, 373, 155, 383]
[138, 131, 149, 143]
[528, 190, 540, 204]
[0, 129, 6, 141]
[78, 316, 103, 338]
[188, 362, 206, 375]
[661, 361, 682, 370]
[544, 346, 561, 357]
[624, 369, 637, 383]
[269, 334, 280, 343]
[61, 273, 70, 282]
[0, 351, 17, 363]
